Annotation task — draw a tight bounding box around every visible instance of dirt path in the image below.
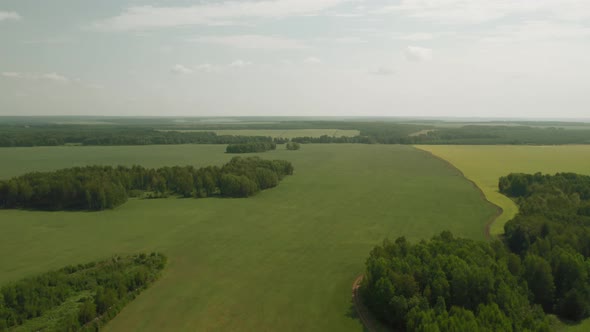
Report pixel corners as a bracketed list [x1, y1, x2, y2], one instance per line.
[352, 275, 394, 332]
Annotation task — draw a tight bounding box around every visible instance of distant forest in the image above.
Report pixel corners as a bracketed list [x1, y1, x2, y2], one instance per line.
[2, 120, 590, 147]
[362, 172, 590, 331]
[226, 142, 276, 153]
[0, 253, 166, 331]
[0, 157, 293, 211]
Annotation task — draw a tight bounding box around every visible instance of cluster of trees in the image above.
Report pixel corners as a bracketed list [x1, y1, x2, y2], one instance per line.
[0, 157, 293, 211]
[500, 173, 590, 321]
[226, 142, 276, 153]
[0, 125, 274, 147]
[0, 253, 166, 331]
[363, 172, 590, 330]
[286, 142, 301, 150]
[407, 125, 590, 145]
[291, 135, 374, 144]
[362, 232, 551, 331]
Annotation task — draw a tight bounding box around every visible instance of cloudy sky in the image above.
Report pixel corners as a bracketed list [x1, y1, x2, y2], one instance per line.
[1, 0, 589, 118]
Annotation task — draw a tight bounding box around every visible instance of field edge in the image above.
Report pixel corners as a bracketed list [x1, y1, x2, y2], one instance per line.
[414, 147, 504, 239]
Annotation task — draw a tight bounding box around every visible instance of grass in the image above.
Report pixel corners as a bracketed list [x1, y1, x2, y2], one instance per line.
[0, 144, 496, 332]
[417, 145, 590, 236]
[157, 128, 360, 138]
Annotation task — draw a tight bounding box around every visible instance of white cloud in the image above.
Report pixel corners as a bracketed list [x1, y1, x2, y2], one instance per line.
[374, 0, 590, 24]
[396, 33, 433, 41]
[94, 0, 350, 30]
[370, 67, 395, 76]
[2, 72, 24, 78]
[195, 64, 215, 72]
[171, 64, 193, 74]
[0, 11, 21, 22]
[230, 60, 252, 68]
[404, 46, 433, 62]
[189, 35, 307, 49]
[42, 73, 69, 83]
[303, 56, 322, 64]
[2, 72, 70, 83]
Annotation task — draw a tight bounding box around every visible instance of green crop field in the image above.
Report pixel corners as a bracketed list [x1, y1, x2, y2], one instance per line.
[0, 144, 495, 332]
[418, 145, 590, 236]
[158, 128, 360, 138]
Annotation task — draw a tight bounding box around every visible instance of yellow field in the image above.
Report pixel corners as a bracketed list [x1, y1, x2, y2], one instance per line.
[417, 145, 590, 235]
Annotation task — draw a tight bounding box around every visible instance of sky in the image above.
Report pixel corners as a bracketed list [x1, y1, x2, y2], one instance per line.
[0, 0, 589, 118]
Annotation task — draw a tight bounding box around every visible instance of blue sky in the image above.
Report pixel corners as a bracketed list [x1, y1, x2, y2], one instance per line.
[1, 0, 589, 118]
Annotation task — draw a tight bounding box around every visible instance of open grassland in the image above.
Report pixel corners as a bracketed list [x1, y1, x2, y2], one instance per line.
[158, 128, 360, 138]
[0, 144, 495, 332]
[418, 145, 590, 236]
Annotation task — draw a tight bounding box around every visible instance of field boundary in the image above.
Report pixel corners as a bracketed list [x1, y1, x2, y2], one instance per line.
[352, 275, 393, 332]
[414, 147, 503, 239]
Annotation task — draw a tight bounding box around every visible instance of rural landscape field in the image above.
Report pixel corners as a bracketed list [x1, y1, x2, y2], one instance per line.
[2, 123, 590, 331]
[3, 1, 590, 330]
[0, 143, 497, 331]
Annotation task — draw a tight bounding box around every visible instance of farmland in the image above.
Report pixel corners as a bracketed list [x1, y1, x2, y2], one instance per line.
[0, 144, 495, 332]
[418, 145, 590, 236]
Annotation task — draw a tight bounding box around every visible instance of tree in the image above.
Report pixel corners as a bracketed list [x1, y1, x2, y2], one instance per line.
[78, 299, 96, 325]
[523, 254, 555, 311]
[286, 142, 301, 150]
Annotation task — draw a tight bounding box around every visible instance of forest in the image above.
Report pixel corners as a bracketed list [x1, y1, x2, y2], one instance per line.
[500, 173, 590, 321]
[0, 157, 293, 211]
[226, 142, 276, 153]
[0, 253, 166, 331]
[362, 172, 590, 331]
[0, 125, 273, 147]
[361, 232, 551, 331]
[3, 121, 590, 147]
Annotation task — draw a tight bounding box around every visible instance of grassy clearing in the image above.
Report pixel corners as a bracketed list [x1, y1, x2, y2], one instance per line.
[158, 128, 360, 138]
[0, 144, 495, 332]
[417, 145, 590, 236]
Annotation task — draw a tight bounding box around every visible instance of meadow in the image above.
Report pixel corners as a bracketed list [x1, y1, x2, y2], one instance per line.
[418, 145, 590, 236]
[0, 144, 495, 332]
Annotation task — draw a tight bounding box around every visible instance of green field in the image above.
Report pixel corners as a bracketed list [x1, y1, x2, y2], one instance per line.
[158, 129, 360, 138]
[418, 145, 590, 236]
[0, 144, 495, 331]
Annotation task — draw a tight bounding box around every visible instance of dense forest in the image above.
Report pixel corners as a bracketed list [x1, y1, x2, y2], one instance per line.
[361, 232, 551, 331]
[362, 173, 590, 330]
[3, 121, 590, 147]
[0, 157, 293, 211]
[0, 253, 166, 331]
[0, 125, 273, 147]
[500, 173, 590, 321]
[408, 125, 590, 145]
[226, 142, 276, 153]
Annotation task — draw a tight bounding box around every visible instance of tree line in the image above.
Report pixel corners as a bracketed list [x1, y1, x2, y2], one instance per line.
[0, 253, 166, 331]
[226, 142, 276, 153]
[0, 125, 274, 147]
[500, 173, 590, 321]
[362, 232, 551, 331]
[362, 172, 590, 330]
[0, 157, 294, 211]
